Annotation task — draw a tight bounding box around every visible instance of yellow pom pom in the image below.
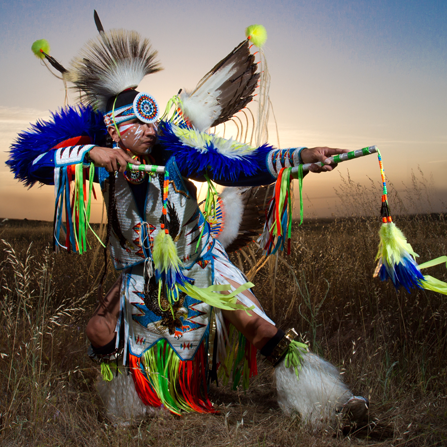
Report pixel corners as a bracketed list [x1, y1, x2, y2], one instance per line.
[31, 39, 50, 59]
[245, 24, 267, 48]
[377, 222, 418, 265]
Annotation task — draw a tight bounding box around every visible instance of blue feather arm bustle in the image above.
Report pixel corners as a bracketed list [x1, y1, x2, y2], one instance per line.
[7, 105, 107, 187]
[158, 121, 274, 184]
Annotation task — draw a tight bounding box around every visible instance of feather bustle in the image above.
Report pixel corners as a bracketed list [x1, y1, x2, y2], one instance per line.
[180, 40, 260, 131]
[7, 105, 106, 187]
[69, 29, 162, 111]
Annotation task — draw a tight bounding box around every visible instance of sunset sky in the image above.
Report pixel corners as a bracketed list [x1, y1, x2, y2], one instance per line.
[1, 0, 446, 221]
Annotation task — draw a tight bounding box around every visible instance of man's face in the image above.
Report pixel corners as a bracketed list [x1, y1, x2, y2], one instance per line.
[117, 119, 157, 155]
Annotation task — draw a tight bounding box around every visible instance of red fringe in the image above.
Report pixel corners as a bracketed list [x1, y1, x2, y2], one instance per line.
[129, 343, 217, 415]
[248, 341, 258, 379]
[128, 354, 162, 408]
[178, 344, 216, 414]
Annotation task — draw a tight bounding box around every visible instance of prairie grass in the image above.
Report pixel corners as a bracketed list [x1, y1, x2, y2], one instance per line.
[1, 179, 447, 446]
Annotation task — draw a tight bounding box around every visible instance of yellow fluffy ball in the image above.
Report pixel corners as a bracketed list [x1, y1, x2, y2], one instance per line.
[245, 24, 267, 48]
[31, 39, 50, 59]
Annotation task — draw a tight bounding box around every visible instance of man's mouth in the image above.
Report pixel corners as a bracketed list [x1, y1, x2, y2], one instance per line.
[144, 137, 156, 145]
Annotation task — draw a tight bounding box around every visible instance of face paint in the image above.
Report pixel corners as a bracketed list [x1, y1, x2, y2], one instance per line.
[132, 124, 144, 142]
[119, 123, 144, 142]
[119, 123, 135, 134]
[117, 120, 157, 156]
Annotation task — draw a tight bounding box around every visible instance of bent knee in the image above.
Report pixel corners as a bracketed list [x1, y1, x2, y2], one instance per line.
[223, 309, 277, 350]
[86, 315, 117, 347]
[250, 318, 277, 350]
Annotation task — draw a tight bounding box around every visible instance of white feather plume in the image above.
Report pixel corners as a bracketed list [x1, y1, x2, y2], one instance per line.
[180, 64, 236, 132]
[217, 187, 246, 248]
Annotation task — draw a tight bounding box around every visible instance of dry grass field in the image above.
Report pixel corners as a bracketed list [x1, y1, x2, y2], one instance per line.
[1, 180, 447, 446]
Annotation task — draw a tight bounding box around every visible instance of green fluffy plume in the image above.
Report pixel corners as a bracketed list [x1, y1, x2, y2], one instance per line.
[31, 39, 50, 59]
[153, 229, 256, 312]
[153, 231, 181, 273]
[376, 222, 418, 264]
[245, 24, 267, 48]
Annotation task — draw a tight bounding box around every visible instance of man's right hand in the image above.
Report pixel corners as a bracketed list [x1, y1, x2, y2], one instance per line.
[87, 146, 139, 173]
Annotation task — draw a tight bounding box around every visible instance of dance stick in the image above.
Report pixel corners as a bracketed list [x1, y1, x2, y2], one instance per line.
[126, 146, 378, 173]
[126, 163, 166, 173]
[291, 145, 378, 174]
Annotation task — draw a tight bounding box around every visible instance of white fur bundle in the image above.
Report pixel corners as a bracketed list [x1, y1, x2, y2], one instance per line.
[216, 187, 245, 248]
[97, 367, 155, 424]
[276, 352, 352, 425]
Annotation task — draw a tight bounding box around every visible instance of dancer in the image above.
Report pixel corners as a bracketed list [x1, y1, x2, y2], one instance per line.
[8, 19, 368, 425]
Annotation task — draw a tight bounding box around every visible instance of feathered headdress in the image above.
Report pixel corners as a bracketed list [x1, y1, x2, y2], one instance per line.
[69, 29, 162, 111]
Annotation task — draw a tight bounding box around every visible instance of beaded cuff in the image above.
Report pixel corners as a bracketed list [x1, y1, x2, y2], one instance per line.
[265, 328, 299, 367]
[266, 147, 306, 178]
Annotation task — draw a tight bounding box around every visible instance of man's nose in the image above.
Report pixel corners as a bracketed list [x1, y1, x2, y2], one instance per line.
[143, 123, 156, 135]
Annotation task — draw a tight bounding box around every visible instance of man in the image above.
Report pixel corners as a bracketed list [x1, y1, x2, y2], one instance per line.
[8, 26, 368, 424]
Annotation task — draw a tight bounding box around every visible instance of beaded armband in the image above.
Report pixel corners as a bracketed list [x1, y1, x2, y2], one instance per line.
[266, 148, 306, 178]
[88, 345, 123, 364]
[265, 328, 299, 367]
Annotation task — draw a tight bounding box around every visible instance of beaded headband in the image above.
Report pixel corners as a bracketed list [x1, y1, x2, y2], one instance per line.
[103, 92, 159, 131]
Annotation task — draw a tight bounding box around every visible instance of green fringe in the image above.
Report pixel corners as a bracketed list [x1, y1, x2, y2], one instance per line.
[101, 363, 114, 382]
[218, 325, 252, 390]
[100, 362, 122, 382]
[284, 340, 308, 379]
[141, 340, 191, 414]
[196, 174, 219, 252]
[71, 162, 105, 253]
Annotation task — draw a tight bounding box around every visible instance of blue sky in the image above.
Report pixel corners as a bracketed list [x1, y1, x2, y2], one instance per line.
[1, 0, 446, 219]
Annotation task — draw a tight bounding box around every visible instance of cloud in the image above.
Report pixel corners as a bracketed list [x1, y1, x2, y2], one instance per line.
[0, 106, 50, 124]
[427, 159, 447, 164]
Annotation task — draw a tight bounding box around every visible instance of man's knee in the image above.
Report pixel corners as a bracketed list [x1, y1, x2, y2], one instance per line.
[223, 308, 277, 350]
[250, 318, 278, 350]
[86, 315, 116, 347]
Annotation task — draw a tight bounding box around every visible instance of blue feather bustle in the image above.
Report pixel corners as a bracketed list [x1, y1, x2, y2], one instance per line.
[7, 105, 107, 187]
[158, 121, 273, 181]
[379, 255, 425, 293]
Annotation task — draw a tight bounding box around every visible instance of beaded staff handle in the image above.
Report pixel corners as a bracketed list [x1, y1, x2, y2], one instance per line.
[291, 145, 378, 174]
[127, 163, 165, 173]
[126, 145, 378, 173]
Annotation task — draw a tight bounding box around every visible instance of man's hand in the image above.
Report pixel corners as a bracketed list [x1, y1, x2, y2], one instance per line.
[301, 147, 349, 173]
[87, 146, 138, 173]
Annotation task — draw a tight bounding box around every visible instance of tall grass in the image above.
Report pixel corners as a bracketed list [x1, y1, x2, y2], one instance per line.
[1, 174, 447, 445]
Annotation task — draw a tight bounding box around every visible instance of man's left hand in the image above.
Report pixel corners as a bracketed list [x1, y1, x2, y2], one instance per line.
[301, 147, 349, 173]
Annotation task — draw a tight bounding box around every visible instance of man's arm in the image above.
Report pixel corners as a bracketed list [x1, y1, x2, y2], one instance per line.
[157, 121, 348, 186]
[29, 145, 137, 183]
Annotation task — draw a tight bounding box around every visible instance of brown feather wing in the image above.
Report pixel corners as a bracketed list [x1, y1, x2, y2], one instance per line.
[190, 40, 260, 128]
